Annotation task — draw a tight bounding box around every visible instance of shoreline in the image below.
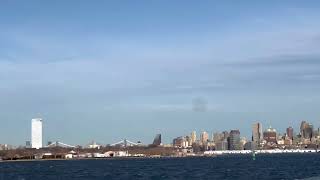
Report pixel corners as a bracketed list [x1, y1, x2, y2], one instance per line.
[0, 156, 197, 163]
[1, 152, 320, 163]
[204, 149, 320, 155]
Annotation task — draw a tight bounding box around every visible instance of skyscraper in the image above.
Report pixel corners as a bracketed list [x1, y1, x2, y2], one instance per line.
[300, 121, 313, 140]
[252, 122, 262, 148]
[191, 131, 197, 144]
[152, 134, 161, 146]
[286, 126, 294, 140]
[31, 118, 43, 149]
[300, 121, 308, 135]
[213, 132, 222, 144]
[228, 130, 241, 150]
[200, 131, 209, 144]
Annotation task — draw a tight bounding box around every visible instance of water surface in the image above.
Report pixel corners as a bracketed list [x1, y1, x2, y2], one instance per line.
[1, 154, 320, 180]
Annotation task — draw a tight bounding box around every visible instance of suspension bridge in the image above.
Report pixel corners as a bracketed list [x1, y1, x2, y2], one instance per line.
[46, 141, 76, 148]
[110, 139, 141, 147]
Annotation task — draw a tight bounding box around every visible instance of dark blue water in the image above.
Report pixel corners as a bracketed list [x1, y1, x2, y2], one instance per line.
[1, 154, 320, 180]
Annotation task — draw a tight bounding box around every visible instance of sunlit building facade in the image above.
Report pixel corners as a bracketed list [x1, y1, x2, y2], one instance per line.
[31, 118, 43, 149]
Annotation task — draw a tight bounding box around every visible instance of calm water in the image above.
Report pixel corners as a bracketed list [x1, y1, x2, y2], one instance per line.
[1, 154, 320, 180]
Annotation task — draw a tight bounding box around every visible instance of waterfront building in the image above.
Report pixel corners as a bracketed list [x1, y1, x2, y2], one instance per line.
[284, 136, 293, 145]
[252, 122, 262, 148]
[88, 141, 102, 149]
[31, 118, 43, 149]
[185, 136, 192, 146]
[228, 130, 241, 150]
[222, 131, 229, 139]
[215, 139, 228, 150]
[263, 127, 277, 144]
[277, 139, 285, 145]
[300, 121, 313, 140]
[213, 133, 222, 144]
[172, 136, 192, 148]
[183, 137, 190, 147]
[213, 132, 227, 144]
[173, 136, 184, 147]
[244, 141, 253, 150]
[286, 127, 294, 140]
[240, 137, 247, 150]
[200, 131, 209, 144]
[213, 132, 229, 150]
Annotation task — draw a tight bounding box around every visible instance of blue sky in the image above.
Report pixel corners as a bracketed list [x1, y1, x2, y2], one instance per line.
[1, 1, 320, 146]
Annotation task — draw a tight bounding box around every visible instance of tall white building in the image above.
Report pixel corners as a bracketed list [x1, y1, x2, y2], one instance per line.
[31, 118, 43, 149]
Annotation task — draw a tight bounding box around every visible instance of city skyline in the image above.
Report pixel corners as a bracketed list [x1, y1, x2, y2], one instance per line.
[1, 1, 320, 145]
[20, 116, 320, 148]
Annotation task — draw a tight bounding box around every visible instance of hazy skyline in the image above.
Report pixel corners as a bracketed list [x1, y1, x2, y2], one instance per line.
[1, 1, 320, 145]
